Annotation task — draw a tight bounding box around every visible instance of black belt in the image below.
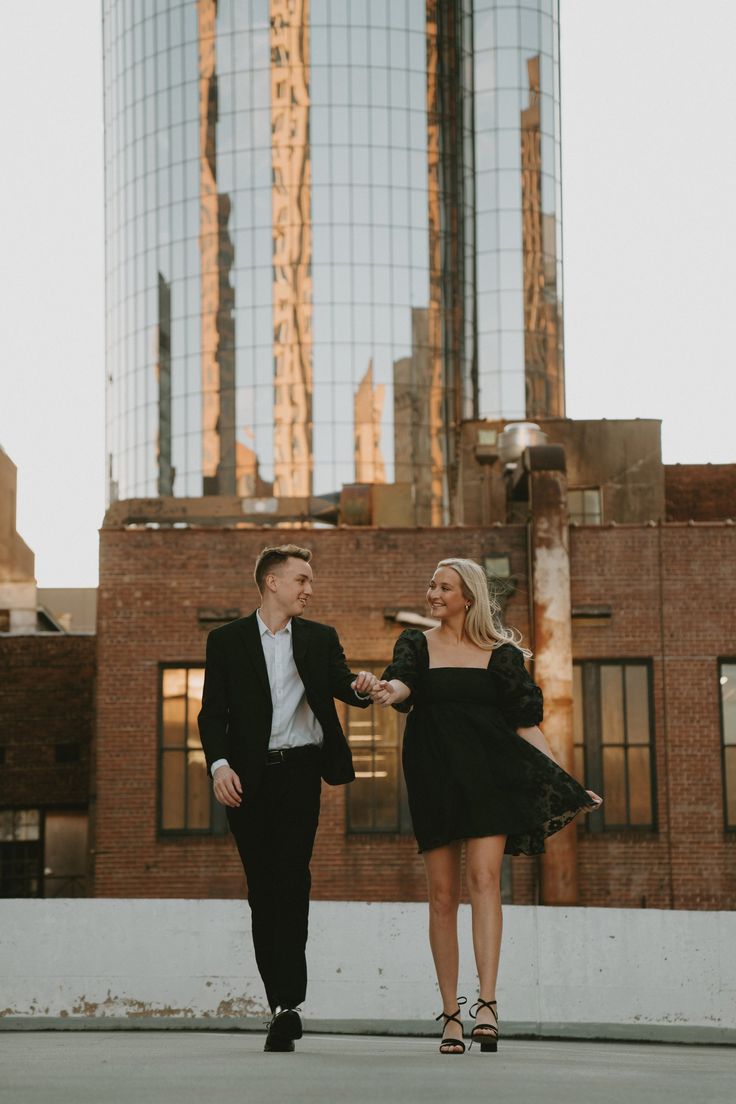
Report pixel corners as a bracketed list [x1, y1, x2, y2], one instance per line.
[265, 744, 322, 766]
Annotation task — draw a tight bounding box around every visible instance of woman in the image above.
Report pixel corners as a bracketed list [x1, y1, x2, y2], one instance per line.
[373, 558, 602, 1055]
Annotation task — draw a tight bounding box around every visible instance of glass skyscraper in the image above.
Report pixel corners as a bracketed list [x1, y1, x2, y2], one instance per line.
[103, 0, 563, 523]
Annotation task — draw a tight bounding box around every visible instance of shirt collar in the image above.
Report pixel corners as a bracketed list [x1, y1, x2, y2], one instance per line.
[256, 609, 292, 638]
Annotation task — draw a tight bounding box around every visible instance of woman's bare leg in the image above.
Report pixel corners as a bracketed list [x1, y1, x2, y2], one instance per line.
[422, 841, 463, 1050]
[465, 835, 506, 1032]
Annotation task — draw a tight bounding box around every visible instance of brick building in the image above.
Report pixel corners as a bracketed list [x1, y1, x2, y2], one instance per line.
[0, 636, 95, 898]
[3, 424, 733, 907]
[0, 449, 95, 897]
[92, 420, 736, 910]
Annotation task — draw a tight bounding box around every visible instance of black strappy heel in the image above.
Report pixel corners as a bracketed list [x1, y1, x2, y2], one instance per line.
[469, 998, 498, 1053]
[435, 996, 467, 1055]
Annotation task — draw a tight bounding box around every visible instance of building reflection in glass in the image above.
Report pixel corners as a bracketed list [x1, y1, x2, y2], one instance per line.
[521, 54, 563, 417]
[198, 0, 236, 495]
[473, 0, 564, 420]
[354, 362, 386, 486]
[156, 272, 173, 495]
[103, 0, 560, 517]
[271, 0, 313, 498]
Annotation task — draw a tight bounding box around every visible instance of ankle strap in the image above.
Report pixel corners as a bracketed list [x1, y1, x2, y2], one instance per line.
[435, 995, 467, 1025]
[469, 998, 497, 1019]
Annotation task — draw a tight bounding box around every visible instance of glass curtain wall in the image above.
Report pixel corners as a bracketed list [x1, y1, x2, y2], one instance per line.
[473, 0, 564, 420]
[103, 0, 475, 522]
[103, 1, 563, 513]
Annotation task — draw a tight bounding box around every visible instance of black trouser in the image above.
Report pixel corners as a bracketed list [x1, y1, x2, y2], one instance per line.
[228, 750, 322, 1012]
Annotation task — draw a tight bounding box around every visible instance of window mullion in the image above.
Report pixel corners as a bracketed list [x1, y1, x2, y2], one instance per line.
[584, 663, 603, 834]
[395, 743, 401, 833]
[622, 664, 631, 826]
[371, 702, 377, 831]
[183, 674, 189, 831]
[39, 811, 46, 899]
[719, 659, 736, 830]
[648, 660, 657, 830]
[159, 665, 209, 836]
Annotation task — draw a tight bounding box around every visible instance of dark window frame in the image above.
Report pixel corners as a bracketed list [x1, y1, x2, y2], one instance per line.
[54, 742, 82, 764]
[41, 805, 89, 898]
[157, 663, 227, 838]
[344, 662, 413, 836]
[574, 659, 657, 833]
[718, 657, 736, 832]
[0, 806, 91, 898]
[0, 807, 43, 898]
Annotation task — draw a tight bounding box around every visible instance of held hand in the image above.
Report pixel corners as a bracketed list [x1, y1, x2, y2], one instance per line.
[351, 670, 379, 697]
[213, 765, 243, 808]
[371, 679, 399, 707]
[584, 789, 603, 811]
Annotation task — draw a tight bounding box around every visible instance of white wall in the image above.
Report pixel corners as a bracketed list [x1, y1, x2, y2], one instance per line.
[1, 901, 734, 1042]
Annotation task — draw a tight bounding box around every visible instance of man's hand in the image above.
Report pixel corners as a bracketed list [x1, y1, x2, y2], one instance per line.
[213, 765, 243, 808]
[351, 670, 379, 698]
[371, 679, 401, 707]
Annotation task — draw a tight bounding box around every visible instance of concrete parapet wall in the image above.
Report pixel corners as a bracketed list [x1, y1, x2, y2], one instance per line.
[1, 901, 734, 1043]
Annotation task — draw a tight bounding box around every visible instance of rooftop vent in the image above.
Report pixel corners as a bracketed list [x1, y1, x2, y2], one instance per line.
[497, 422, 548, 465]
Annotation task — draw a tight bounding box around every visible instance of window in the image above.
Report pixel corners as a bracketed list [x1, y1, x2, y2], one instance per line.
[0, 809, 89, 898]
[55, 743, 81, 764]
[0, 809, 42, 897]
[484, 555, 516, 610]
[43, 811, 88, 897]
[569, 487, 602, 525]
[720, 661, 736, 829]
[159, 666, 226, 835]
[573, 661, 655, 831]
[345, 665, 412, 834]
[485, 555, 510, 579]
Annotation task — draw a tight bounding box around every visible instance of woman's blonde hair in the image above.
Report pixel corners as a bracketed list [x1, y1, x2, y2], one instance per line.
[435, 558, 531, 656]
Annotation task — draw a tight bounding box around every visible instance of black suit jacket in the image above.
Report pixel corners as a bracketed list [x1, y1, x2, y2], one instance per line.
[197, 612, 370, 792]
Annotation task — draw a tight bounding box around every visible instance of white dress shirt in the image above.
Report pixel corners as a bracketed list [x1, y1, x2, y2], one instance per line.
[210, 610, 323, 776]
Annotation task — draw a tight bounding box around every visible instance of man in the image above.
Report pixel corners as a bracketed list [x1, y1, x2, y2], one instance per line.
[198, 544, 377, 1052]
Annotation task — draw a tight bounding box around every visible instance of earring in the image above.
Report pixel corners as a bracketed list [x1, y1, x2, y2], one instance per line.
[465, 604, 470, 611]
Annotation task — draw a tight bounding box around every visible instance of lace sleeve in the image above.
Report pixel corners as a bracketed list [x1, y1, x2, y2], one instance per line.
[492, 644, 544, 728]
[381, 628, 424, 713]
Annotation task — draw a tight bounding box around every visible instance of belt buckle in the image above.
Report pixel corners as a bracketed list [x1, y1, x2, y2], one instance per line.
[279, 748, 286, 762]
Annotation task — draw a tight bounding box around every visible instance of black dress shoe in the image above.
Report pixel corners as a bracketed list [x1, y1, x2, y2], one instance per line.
[264, 1007, 302, 1053]
[264, 1035, 294, 1053]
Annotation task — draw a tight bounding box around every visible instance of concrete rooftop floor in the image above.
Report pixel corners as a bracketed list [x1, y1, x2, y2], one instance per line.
[1, 1032, 734, 1104]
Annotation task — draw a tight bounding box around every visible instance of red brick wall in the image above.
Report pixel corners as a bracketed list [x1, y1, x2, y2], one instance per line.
[0, 634, 95, 808]
[571, 523, 736, 909]
[94, 526, 528, 900]
[94, 522, 736, 909]
[665, 464, 736, 521]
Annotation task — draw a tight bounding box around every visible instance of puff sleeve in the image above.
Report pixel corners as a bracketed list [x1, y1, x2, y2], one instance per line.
[381, 628, 424, 713]
[493, 644, 544, 728]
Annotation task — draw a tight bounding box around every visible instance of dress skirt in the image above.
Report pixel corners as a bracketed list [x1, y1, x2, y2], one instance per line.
[383, 630, 596, 856]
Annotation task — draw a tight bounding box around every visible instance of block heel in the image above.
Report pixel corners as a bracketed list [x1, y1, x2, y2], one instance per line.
[469, 998, 498, 1053]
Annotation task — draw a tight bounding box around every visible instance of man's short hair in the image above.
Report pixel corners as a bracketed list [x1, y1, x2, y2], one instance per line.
[254, 544, 312, 593]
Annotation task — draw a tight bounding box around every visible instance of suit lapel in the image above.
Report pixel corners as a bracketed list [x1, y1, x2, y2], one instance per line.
[235, 612, 271, 702]
[291, 617, 310, 683]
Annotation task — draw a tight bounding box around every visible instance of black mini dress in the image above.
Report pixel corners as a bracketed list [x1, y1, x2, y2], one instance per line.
[382, 628, 594, 856]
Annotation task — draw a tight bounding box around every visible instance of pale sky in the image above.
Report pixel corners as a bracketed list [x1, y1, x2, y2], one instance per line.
[1, 1, 734, 588]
